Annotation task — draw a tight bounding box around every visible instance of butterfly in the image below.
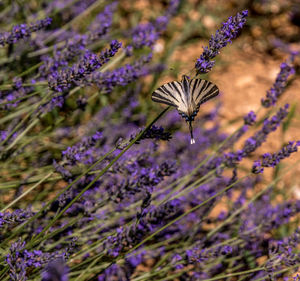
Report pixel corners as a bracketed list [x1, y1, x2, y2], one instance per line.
[152, 75, 219, 144]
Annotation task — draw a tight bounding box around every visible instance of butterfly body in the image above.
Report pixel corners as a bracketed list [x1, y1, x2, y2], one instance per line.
[152, 75, 219, 144]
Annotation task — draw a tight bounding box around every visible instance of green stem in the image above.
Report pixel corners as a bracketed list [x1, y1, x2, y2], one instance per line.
[152, 268, 191, 281]
[5, 119, 39, 151]
[0, 91, 40, 106]
[0, 91, 51, 149]
[0, 147, 116, 249]
[0, 104, 34, 125]
[124, 174, 250, 258]
[75, 253, 103, 281]
[0, 267, 8, 280]
[0, 82, 47, 90]
[101, 51, 125, 72]
[17, 62, 44, 78]
[206, 159, 300, 238]
[202, 268, 263, 281]
[254, 264, 300, 281]
[0, 112, 32, 147]
[0, 165, 123, 189]
[29, 107, 169, 247]
[157, 165, 218, 206]
[152, 123, 245, 203]
[0, 172, 53, 212]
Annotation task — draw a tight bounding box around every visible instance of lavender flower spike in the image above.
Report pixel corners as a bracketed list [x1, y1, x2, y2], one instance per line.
[0, 209, 34, 228]
[0, 18, 52, 47]
[48, 40, 122, 92]
[88, 2, 117, 40]
[244, 110, 256, 126]
[195, 10, 248, 74]
[261, 59, 295, 108]
[140, 125, 172, 141]
[242, 104, 289, 156]
[252, 141, 300, 174]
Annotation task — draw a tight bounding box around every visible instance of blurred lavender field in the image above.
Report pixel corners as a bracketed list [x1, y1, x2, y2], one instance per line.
[0, 0, 300, 280]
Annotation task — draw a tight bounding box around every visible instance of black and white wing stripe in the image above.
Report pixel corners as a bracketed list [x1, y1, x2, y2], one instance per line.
[189, 79, 219, 108]
[151, 81, 189, 115]
[152, 76, 219, 145]
[152, 77, 219, 117]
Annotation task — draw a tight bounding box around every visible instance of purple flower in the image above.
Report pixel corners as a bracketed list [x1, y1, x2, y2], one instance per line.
[6, 240, 68, 281]
[6, 241, 27, 281]
[242, 104, 289, 156]
[127, 1, 179, 50]
[252, 141, 300, 173]
[195, 10, 248, 74]
[106, 159, 176, 204]
[2, 3, 300, 281]
[252, 160, 264, 174]
[125, 250, 145, 269]
[87, 54, 163, 92]
[101, 39, 122, 60]
[88, 2, 117, 40]
[42, 258, 69, 281]
[0, 209, 35, 228]
[265, 229, 300, 276]
[171, 254, 184, 269]
[186, 244, 234, 264]
[39, 35, 88, 76]
[131, 22, 160, 49]
[103, 199, 182, 257]
[61, 131, 102, 165]
[294, 274, 300, 281]
[53, 160, 73, 180]
[261, 59, 295, 107]
[39, 94, 65, 113]
[224, 150, 243, 168]
[244, 110, 256, 125]
[240, 197, 300, 235]
[203, 105, 288, 172]
[0, 77, 33, 110]
[0, 18, 52, 46]
[165, 0, 180, 17]
[48, 40, 122, 92]
[97, 264, 128, 281]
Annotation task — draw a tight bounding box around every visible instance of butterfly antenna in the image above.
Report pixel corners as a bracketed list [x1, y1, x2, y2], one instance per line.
[189, 121, 195, 144]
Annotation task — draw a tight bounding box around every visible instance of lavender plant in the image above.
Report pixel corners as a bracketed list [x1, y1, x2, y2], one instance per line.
[0, 1, 299, 281]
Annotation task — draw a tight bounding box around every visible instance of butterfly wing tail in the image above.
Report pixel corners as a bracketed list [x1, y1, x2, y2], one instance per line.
[189, 121, 195, 144]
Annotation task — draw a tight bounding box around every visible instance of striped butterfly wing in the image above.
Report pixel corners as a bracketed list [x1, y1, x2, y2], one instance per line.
[151, 81, 189, 115]
[189, 78, 219, 112]
[152, 76, 219, 145]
